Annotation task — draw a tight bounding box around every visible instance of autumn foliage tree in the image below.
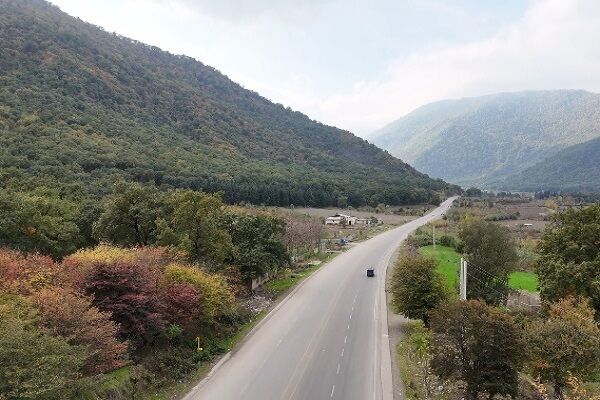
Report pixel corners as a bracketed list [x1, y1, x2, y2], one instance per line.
[31, 287, 127, 375]
[0, 248, 57, 294]
[159, 282, 201, 331]
[81, 261, 165, 346]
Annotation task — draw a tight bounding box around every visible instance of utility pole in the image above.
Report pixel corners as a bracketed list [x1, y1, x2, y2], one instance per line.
[460, 258, 467, 300]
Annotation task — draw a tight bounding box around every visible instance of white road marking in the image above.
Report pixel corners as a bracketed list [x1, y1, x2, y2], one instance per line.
[347, 324, 350, 330]
[341, 348, 344, 357]
[331, 385, 335, 398]
[344, 335, 347, 343]
[336, 363, 340, 374]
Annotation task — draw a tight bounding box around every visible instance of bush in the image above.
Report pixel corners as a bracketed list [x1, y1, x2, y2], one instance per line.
[406, 233, 433, 248]
[438, 235, 457, 248]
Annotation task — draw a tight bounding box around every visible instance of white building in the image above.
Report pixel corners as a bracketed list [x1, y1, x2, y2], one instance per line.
[325, 213, 357, 226]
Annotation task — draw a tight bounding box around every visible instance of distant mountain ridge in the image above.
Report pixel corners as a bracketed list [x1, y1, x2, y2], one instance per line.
[371, 90, 600, 190]
[502, 135, 600, 192]
[0, 0, 457, 207]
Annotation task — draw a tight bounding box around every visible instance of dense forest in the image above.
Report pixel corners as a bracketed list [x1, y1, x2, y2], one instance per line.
[0, 0, 457, 210]
[371, 90, 600, 189]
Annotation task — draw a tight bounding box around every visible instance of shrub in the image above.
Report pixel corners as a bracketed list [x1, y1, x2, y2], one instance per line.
[438, 235, 457, 249]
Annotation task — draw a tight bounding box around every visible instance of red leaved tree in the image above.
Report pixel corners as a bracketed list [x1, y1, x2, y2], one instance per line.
[81, 261, 165, 347]
[159, 282, 201, 330]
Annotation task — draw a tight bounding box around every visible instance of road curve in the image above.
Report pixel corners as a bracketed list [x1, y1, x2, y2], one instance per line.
[184, 197, 456, 400]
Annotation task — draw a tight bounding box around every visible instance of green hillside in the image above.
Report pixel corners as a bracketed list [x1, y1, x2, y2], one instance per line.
[502, 136, 600, 192]
[0, 0, 456, 207]
[371, 90, 600, 189]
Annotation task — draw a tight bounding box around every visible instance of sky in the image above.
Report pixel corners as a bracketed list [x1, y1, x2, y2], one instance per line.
[48, 0, 600, 136]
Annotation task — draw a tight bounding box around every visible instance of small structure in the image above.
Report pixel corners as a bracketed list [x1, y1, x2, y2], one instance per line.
[355, 218, 373, 226]
[325, 213, 357, 226]
[249, 273, 270, 293]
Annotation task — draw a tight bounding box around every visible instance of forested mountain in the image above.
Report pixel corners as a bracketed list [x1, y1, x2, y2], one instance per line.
[371, 90, 600, 188]
[0, 0, 456, 207]
[501, 136, 600, 192]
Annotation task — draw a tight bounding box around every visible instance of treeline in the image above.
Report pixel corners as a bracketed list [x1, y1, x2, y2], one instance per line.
[391, 208, 600, 400]
[0, 181, 328, 399]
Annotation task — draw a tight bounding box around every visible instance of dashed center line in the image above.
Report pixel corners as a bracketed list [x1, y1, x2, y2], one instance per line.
[344, 335, 347, 343]
[331, 385, 335, 398]
[336, 363, 340, 374]
[341, 348, 344, 357]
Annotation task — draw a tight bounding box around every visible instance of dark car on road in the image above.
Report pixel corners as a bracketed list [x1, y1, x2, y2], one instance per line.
[366, 268, 375, 277]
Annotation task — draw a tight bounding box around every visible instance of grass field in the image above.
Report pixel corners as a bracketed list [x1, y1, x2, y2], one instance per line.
[420, 245, 539, 294]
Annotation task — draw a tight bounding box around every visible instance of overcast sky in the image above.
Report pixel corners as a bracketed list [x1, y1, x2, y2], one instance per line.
[49, 0, 600, 136]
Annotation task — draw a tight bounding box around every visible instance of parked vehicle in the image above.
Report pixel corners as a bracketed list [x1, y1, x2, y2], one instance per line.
[366, 268, 375, 277]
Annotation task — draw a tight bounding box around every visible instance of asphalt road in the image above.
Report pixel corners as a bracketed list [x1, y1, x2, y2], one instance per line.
[184, 197, 456, 400]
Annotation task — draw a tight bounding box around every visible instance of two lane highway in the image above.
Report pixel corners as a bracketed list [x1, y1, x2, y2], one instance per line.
[185, 197, 456, 400]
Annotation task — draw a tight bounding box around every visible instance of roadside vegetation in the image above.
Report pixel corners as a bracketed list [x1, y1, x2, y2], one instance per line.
[391, 193, 600, 400]
[0, 181, 333, 400]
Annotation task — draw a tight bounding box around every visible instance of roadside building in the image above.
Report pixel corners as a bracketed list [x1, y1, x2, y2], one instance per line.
[325, 213, 357, 226]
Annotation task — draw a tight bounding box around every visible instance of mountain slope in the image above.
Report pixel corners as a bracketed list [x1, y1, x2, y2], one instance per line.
[502, 136, 600, 192]
[0, 0, 456, 207]
[371, 90, 600, 188]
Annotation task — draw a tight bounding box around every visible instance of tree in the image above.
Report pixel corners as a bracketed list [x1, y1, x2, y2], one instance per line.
[282, 214, 323, 260]
[159, 282, 201, 331]
[82, 261, 165, 346]
[430, 300, 525, 400]
[94, 181, 164, 246]
[0, 317, 87, 400]
[0, 189, 80, 258]
[527, 297, 600, 400]
[536, 204, 600, 314]
[158, 190, 232, 263]
[390, 252, 449, 326]
[162, 263, 235, 323]
[221, 213, 289, 279]
[31, 287, 127, 375]
[459, 218, 518, 305]
[0, 248, 57, 294]
[464, 187, 483, 197]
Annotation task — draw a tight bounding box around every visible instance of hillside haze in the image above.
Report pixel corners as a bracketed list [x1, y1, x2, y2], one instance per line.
[371, 90, 600, 189]
[503, 135, 600, 192]
[0, 0, 456, 207]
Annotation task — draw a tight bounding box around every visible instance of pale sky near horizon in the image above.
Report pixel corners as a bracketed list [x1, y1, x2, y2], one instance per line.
[48, 0, 600, 136]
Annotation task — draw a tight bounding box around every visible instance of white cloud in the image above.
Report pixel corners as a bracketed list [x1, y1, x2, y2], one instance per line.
[260, 0, 600, 135]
